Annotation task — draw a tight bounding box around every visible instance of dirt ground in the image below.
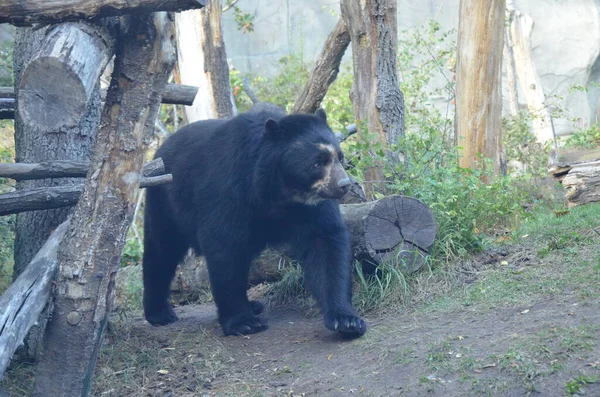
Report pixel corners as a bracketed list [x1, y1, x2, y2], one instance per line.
[90, 233, 600, 397]
[97, 295, 599, 397]
[2, 208, 599, 397]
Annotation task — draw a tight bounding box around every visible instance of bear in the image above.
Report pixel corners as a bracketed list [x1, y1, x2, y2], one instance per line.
[142, 107, 366, 338]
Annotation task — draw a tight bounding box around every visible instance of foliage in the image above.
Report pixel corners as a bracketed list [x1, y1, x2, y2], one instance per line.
[563, 123, 600, 149]
[223, 0, 255, 34]
[230, 54, 354, 132]
[502, 111, 551, 177]
[387, 136, 525, 258]
[0, 40, 13, 87]
[120, 236, 143, 267]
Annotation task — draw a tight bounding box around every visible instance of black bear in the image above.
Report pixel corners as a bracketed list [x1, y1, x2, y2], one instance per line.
[142, 107, 366, 337]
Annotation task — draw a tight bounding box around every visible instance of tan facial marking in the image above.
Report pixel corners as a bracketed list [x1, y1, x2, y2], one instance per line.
[312, 143, 337, 191]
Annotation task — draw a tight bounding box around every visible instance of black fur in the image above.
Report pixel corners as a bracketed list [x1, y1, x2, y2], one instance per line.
[142, 108, 366, 337]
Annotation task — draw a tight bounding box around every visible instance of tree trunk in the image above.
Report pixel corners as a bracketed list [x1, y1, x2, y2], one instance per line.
[290, 18, 350, 115]
[175, 0, 236, 122]
[503, 12, 519, 115]
[455, 0, 506, 172]
[12, 23, 113, 360]
[508, 4, 554, 144]
[0, 0, 206, 26]
[341, 0, 405, 197]
[32, 13, 176, 397]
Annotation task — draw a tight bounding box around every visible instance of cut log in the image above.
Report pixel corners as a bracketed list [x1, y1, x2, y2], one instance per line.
[554, 160, 600, 207]
[341, 195, 437, 274]
[290, 18, 350, 115]
[32, 11, 177, 397]
[168, 195, 437, 295]
[18, 21, 116, 132]
[0, 157, 165, 181]
[0, 220, 69, 382]
[0, 174, 173, 216]
[0, 0, 206, 26]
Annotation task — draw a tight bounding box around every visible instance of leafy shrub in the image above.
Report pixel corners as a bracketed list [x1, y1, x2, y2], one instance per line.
[563, 123, 600, 149]
[502, 111, 551, 177]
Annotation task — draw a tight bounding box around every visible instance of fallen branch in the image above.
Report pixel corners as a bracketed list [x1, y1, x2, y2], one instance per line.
[290, 18, 350, 114]
[0, 157, 165, 181]
[0, 174, 172, 216]
[0, 220, 69, 382]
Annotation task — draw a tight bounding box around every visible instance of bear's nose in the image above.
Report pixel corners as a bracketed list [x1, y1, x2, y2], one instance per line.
[337, 178, 352, 189]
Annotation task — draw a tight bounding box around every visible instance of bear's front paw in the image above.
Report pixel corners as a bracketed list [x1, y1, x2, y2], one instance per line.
[325, 312, 367, 338]
[222, 314, 268, 336]
[144, 302, 179, 326]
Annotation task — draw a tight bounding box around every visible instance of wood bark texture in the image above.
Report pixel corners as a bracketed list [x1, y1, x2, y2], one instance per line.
[503, 19, 519, 115]
[455, 0, 506, 171]
[0, 0, 206, 26]
[550, 159, 600, 207]
[175, 1, 236, 122]
[291, 18, 351, 115]
[18, 21, 116, 132]
[0, 221, 69, 382]
[31, 13, 176, 397]
[341, 0, 405, 196]
[508, 6, 554, 143]
[0, 157, 165, 181]
[200, 0, 236, 118]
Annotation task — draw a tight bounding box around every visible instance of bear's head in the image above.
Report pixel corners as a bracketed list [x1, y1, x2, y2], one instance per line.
[259, 109, 352, 205]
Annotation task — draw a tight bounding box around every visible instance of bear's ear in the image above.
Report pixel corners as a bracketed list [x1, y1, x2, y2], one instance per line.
[264, 118, 281, 140]
[315, 108, 327, 123]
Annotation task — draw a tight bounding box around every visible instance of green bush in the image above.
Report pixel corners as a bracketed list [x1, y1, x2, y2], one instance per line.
[563, 123, 600, 149]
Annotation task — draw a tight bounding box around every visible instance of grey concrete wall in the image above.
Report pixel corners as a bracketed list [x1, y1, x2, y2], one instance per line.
[223, 0, 600, 135]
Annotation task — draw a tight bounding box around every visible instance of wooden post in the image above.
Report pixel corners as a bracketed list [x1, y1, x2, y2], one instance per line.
[455, 0, 506, 171]
[31, 12, 177, 396]
[291, 18, 351, 115]
[341, 0, 405, 196]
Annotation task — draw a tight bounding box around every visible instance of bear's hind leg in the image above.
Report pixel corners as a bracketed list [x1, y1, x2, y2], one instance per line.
[204, 249, 268, 336]
[142, 201, 188, 326]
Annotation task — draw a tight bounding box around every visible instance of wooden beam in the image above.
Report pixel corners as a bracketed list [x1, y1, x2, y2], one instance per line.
[0, 0, 206, 26]
[0, 157, 165, 181]
[0, 174, 173, 216]
[0, 220, 69, 382]
[0, 83, 199, 119]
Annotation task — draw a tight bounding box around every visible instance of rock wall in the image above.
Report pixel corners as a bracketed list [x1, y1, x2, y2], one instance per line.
[223, 0, 600, 136]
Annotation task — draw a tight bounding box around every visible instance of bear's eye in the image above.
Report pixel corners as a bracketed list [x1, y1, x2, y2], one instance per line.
[314, 162, 321, 169]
